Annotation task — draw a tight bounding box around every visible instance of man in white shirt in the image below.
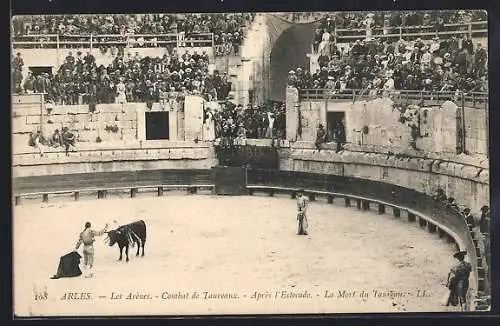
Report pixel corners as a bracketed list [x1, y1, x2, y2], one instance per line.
[420, 46, 432, 66]
[265, 112, 275, 139]
[319, 31, 331, 55]
[429, 37, 440, 54]
[296, 189, 309, 236]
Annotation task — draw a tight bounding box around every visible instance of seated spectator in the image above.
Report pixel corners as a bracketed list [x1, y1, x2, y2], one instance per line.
[29, 130, 45, 156]
[61, 127, 76, 156]
[13, 52, 24, 71]
[49, 129, 63, 147]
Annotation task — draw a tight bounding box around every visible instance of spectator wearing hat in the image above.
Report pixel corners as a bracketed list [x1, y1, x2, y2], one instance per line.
[454, 47, 469, 75]
[23, 71, 36, 93]
[434, 17, 445, 35]
[325, 76, 336, 95]
[287, 70, 298, 88]
[475, 43, 487, 78]
[115, 77, 127, 104]
[363, 13, 375, 38]
[49, 129, 63, 147]
[31, 130, 45, 156]
[479, 205, 490, 237]
[446, 250, 472, 307]
[318, 51, 330, 68]
[462, 207, 475, 230]
[445, 197, 459, 211]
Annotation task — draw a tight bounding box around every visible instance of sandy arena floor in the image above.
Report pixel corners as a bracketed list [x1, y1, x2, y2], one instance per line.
[13, 192, 459, 316]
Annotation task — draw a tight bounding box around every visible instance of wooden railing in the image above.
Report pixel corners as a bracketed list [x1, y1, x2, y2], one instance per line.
[334, 21, 487, 42]
[13, 184, 215, 206]
[298, 88, 488, 109]
[11, 32, 214, 50]
[245, 168, 487, 307]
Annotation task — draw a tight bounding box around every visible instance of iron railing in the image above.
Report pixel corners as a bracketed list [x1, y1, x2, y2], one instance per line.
[298, 88, 488, 109]
[334, 21, 487, 42]
[11, 32, 214, 50]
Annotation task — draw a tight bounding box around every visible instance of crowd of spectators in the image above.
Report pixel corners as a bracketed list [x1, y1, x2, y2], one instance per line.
[315, 10, 486, 32]
[11, 13, 254, 56]
[290, 34, 488, 95]
[205, 100, 286, 145]
[15, 49, 232, 106]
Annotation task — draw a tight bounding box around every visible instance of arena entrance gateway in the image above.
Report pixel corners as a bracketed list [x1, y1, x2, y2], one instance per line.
[145, 111, 169, 140]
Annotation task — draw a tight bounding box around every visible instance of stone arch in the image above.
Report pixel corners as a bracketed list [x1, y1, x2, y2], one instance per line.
[269, 22, 317, 101]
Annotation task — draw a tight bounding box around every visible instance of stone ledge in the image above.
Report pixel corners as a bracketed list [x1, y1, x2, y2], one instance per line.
[288, 149, 489, 184]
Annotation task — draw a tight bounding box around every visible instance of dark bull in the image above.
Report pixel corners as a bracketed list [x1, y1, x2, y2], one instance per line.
[105, 220, 147, 262]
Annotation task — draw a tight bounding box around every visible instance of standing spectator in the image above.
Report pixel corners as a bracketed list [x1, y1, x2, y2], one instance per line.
[335, 120, 346, 152]
[13, 52, 24, 71]
[461, 34, 474, 54]
[475, 43, 487, 77]
[265, 111, 275, 139]
[115, 77, 127, 104]
[313, 28, 323, 53]
[463, 208, 475, 229]
[434, 17, 445, 35]
[318, 29, 331, 55]
[23, 71, 36, 93]
[12, 68, 23, 93]
[363, 13, 375, 38]
[315, 124, 327, 152]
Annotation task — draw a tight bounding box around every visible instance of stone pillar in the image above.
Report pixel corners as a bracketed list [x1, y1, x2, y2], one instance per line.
[285, 87, 299, 141]
[169, 101, 178, 141]
[136, 106, 146, 141]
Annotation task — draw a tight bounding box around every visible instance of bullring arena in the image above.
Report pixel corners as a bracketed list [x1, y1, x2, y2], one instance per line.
[12, 11, 490, 316]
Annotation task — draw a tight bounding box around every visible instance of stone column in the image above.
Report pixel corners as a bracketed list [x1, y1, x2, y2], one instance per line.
[285, 87, 299, 141]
